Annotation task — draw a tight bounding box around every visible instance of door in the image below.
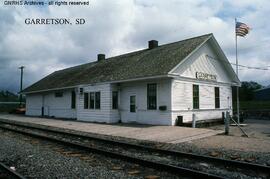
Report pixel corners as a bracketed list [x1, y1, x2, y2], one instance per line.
[41, 94, 49, 116]
[44, 106, 49, 116]
[129, 95, 137, 122]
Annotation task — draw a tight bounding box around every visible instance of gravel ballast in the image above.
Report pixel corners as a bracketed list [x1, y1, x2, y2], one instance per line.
[1, 117, 270, 178]
[0, 129, 177, 179]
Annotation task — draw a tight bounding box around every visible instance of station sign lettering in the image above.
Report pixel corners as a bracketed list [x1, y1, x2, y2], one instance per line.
[195, 72, 217, 81]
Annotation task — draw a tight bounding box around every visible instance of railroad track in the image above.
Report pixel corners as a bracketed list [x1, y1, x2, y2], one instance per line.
[0, 120, 269, 179]
[0, 162, 25, 179]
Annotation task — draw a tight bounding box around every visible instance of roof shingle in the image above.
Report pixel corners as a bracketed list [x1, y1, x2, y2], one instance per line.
[23, 33, 212, 93]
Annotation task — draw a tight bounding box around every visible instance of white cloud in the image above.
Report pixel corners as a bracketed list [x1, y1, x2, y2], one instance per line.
[0, 0, 269, 93]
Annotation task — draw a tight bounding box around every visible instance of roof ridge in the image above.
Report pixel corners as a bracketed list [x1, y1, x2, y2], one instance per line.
[106, 33, 213, 60]
[55, 33, 213, 73]
[157, 33, 212, 48]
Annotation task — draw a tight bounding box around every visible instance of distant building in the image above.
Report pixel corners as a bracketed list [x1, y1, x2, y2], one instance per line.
[22, 34, 240, 125]
[255, 85, 270, 101]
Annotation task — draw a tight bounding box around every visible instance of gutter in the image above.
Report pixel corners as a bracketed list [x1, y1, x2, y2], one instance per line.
[22, 75, 171, 94]
[21, 86, 78, 94]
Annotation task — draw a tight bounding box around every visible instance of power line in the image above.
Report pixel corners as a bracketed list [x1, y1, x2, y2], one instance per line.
[230, 63, 269, 70]
[206, 55, 269, 71]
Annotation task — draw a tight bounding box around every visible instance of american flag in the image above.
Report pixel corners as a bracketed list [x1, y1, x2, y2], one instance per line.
[236, 21, 250, 37]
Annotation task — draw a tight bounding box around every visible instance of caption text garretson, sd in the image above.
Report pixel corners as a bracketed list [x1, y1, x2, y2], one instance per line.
[4, 1, 89, 25]
[25, 18, 86, 25]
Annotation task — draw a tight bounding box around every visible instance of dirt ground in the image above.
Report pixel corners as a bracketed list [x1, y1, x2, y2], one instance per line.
[209, 119, 270, 139]
[187, 119, 270, 153]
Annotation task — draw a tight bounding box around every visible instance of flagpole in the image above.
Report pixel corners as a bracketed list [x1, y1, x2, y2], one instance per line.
[235, 18, 240, 124]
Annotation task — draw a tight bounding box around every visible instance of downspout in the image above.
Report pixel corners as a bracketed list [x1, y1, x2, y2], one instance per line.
[171, 78, 174, 126]
[41, 94, 44, 116]
[118, 83, 121, 123]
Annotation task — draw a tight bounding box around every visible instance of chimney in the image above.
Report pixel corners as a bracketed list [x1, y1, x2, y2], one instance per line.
[148, 40, 158, 49]
[97, 54, 105, 61]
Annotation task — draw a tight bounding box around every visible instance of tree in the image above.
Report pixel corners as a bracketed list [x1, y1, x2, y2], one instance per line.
[233, 81, 264, 101]
[0, 91, 20, 102]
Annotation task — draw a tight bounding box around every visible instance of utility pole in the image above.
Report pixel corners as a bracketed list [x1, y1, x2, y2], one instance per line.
[19, 66, 25, 107]
[235, 18, 250, 124]
[235, 18, 240, 124]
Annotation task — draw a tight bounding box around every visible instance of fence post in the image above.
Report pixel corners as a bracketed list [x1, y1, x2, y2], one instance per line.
[192, 113, 196, 128]
[225, 111, 230, 135]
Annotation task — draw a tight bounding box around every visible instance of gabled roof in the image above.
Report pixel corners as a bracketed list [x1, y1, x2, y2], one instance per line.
[23, 34, 213, 93]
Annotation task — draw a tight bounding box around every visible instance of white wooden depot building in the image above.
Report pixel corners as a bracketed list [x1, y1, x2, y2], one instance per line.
[23, 34, 240, 125]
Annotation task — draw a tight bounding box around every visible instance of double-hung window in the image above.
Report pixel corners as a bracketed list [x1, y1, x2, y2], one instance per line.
[147, 83, 157, 110]
[84, 92, 101, 109]
[95, 92, 100, 109]
[193, 85, 199, 109]
[90, 92, 95, 109]
[84, 93, 89, 109]
[112, 91, 118, 109]
[71, 91, 76, 109]
[215, 87, 220, 108]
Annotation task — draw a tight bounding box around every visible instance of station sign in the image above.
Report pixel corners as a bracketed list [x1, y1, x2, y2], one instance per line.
[195, 72, 217, 81]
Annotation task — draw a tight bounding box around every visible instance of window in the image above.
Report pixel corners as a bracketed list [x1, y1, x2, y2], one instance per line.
[95, 92, 100, 109]
[130, 95, 136, 112]
[147, 83, 157, 110]
[215, 87, 220, 108]
[84, 93, 88, 109]
[71, 91, 76, 109]
[193, 85, 199, 109]
[90, 92, 95, 109]
[112, 91, 118, 109]
[87, 92, 100, 109]
[55, 92, 63, 97]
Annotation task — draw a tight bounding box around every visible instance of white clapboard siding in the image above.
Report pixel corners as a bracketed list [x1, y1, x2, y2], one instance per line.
[120, 79, 172, 125]
[169, 40, 234, 124]
[77, 83, 120, 123]
[171, 79, 232, 123]
[26, 94, 43, 116]
[26, 90, 76, 118]
[172, 41, 233, 84]
[43, 90, 76, 118]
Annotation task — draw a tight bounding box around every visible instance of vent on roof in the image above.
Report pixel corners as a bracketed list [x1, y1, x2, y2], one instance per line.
[97, 54, 105, 61]
[148, 40, 158, 49]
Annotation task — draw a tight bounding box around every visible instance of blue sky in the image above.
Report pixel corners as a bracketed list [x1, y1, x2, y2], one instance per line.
[0, 0, 269, 93]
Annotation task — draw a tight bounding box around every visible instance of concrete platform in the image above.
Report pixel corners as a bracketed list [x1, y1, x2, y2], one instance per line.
[0, 114, 223, 144]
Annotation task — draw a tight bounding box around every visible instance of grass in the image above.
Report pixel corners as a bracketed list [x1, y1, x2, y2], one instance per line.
[233, 101, 270, 111]
[0, 104, 24, 112]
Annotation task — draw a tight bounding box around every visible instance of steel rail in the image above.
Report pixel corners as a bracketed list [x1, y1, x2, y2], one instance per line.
[0, 162, 26, 179]
[0, 122, 223, 179]
[0, 119, 269, 174]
